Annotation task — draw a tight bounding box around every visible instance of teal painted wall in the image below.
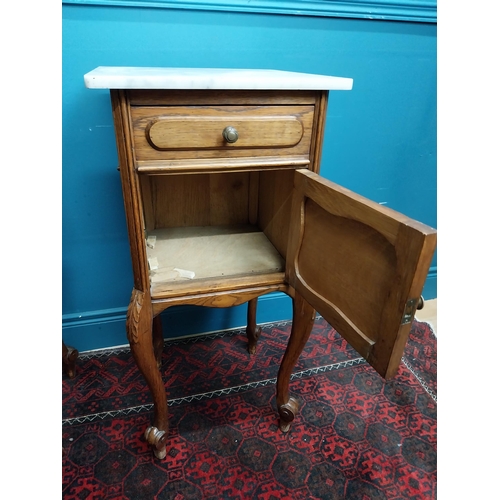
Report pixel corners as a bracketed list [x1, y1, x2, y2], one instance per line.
[62, 3, 437, 352]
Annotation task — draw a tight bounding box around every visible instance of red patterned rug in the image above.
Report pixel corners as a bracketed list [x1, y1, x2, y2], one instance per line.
[62, 317, 437, 499]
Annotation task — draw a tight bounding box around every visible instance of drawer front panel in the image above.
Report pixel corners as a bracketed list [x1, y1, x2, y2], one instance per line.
[131, 105, 315, 163]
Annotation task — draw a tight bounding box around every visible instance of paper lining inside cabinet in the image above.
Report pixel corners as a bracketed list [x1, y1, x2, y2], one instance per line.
[146, 225, 285, 286]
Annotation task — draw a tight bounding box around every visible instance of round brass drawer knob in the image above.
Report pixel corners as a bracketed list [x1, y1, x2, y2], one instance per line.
[222, 126, 239, 143]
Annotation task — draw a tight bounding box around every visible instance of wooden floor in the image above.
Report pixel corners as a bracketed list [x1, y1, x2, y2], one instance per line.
[416, 298, 437, 335]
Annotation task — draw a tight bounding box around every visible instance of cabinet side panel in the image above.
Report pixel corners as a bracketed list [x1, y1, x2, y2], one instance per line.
[258, 170, 295, 258]
[248, 172, 260, 226]
[309, 91, 328, 174]
[111, 90, 150, 291]
[140, 176, 155, 231]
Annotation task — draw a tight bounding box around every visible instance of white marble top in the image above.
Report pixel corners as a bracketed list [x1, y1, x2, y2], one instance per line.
[84, 67, 353, 91]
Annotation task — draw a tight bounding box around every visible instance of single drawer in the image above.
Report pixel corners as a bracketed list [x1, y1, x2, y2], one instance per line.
[130, 105, 315, 171]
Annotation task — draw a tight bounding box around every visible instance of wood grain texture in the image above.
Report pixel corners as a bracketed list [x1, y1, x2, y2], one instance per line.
[144, 172, 253, 229]
[107, 83, 439, 458]
[111, 86, 333, 457]
[372, 224, 437, 378]
[286, 169, 437, 378]
[246, 297, 262, 354]
[127, 89, 319, 106]
[258, 169, 296, 258]
[151, 282, 288, 315]
[308, 91, 328, 174]
[276, 291, 316, 430]
[136, 156, 310, 174]
[248, 172, 260, 225]
[297, 199, 396, 349]
[147, 113, 304, 150]
[125, 288, 169, 436]
[131, 105, 314, 163]
[111, 90, 150, 292]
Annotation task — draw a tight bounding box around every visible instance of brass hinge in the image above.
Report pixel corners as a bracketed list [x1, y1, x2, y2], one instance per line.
[401, 298, 417, 325]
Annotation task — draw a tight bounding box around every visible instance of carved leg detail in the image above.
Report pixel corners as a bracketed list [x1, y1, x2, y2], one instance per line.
[62, 341, 79, 379]
[246, 298, 262, 355]
[152, 315, 164, 370]
[127, 288, 169, 459]
[276, 292, 315, 433]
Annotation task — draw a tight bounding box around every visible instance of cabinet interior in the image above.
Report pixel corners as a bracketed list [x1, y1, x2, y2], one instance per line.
[140, 168, 298, 296]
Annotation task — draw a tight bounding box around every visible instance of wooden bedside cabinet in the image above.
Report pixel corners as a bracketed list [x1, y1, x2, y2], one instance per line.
[84, 67, 437, 459]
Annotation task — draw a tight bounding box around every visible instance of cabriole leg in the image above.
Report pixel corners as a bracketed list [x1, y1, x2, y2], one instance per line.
[152, 314, 164, 369]
[246, 298, 262, 354]
[276, 292, 315, 432]
[126, 288, 169, 459]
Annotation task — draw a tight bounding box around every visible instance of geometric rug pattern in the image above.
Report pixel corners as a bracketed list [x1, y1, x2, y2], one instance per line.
[62, 317, 437, 499]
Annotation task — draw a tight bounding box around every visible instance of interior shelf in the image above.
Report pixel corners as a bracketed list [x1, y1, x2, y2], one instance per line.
[146, 224, 285, 295]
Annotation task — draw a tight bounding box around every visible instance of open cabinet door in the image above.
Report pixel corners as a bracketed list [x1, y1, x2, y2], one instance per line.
[286, 169, 437, 379]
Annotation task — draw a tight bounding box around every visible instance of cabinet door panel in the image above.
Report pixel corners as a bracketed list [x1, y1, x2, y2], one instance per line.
[286, 169, 436, 379]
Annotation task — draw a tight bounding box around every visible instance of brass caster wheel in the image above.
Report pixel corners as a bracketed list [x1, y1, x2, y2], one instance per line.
[144, 426, 167, 460]
[278, 397, 300, 433]
[153, 447, 167, 460]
